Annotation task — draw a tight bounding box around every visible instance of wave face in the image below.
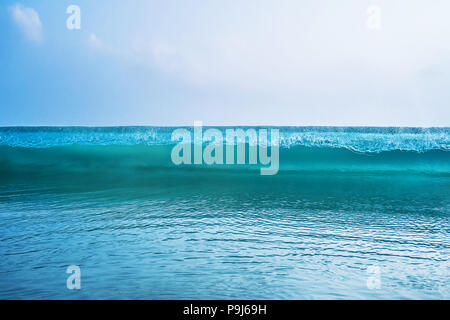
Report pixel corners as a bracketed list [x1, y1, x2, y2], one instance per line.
[0, 126, 449, 175]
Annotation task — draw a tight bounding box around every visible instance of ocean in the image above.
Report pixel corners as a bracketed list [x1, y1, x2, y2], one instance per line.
[0, 126, 449, 299]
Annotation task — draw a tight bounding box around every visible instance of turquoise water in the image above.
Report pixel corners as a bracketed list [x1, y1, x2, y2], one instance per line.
[0, 127, 449, 299]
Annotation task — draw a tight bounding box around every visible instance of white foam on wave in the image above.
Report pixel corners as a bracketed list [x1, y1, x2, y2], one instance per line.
[0, 126, 449, 153]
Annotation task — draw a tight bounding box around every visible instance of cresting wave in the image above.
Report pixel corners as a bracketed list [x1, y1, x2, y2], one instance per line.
[0, 127, 449, 176]
[0, 126, 449, 153]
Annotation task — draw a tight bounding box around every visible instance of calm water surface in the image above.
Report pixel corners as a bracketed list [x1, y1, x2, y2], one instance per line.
[0, 170, 448, 299]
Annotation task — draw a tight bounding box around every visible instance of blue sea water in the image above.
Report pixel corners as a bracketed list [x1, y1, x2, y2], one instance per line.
[0, 126, 449, 299]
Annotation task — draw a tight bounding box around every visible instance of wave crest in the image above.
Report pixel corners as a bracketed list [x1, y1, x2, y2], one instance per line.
[0, 126, 449, 153]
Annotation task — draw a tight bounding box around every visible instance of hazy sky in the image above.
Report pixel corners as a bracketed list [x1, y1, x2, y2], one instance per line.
[1, 0, 449, 126]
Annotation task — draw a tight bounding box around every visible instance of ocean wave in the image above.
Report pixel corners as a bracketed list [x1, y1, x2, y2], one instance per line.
[0, 126, 449, 153]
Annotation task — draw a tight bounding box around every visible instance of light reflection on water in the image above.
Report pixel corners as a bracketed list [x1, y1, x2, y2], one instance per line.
[0, 171, 449, 299]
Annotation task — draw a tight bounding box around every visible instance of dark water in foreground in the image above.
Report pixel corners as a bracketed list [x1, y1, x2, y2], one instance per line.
[0, 127, 449, 299]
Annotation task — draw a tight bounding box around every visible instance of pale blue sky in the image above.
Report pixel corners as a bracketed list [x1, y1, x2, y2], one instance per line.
[1, 0, 449, 126]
